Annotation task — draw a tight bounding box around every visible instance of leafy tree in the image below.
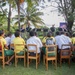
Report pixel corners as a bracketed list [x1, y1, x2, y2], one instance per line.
[0, 1, 7, 26]
[58, 0, 75, 33]
[13, 1, 44, 28]
[50, 0, 75, 33]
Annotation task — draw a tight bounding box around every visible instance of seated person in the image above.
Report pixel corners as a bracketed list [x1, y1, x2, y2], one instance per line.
[42, 32, 55, 56]
[56, 31, 71, 55]
[71, 33, 75, 46]
[5, 32, 12, 49]
[27, 30, 43, 56]
[0, 30, 14, 65]
[10, 29, 21, 50]
[13, 31, 26, 55]
[71, 33, 75, 55]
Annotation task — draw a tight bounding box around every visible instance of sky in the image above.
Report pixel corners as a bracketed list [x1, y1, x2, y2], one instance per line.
[3, 0, 65, 28]
[38, 0, 65, 27]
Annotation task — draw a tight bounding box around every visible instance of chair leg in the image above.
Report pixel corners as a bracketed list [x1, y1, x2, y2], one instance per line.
[43, 55, 45, 65]
[27, 58, 29, 68]
[39, 55, 40, 63]
[55, 60, 57, 69]
[36, 58, 37, 69]
[46, 59, 48, 70]
[3, 58, 5, 69]
[15, 57, 17, 67]
[60, 58, 62, 67]
[24, 57, 25, 67]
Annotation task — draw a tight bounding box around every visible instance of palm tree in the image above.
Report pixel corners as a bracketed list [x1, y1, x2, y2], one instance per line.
[1, 0, 44, 30]
[25, 5, 44, 27]
[13, 3, 44, 28]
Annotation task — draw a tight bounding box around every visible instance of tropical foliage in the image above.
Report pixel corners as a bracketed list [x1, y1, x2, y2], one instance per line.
[13, 4, 44, 27]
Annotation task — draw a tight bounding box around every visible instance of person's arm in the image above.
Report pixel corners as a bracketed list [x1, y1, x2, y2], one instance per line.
[3, 39, 8, 49]
[4, 44, 8, 49]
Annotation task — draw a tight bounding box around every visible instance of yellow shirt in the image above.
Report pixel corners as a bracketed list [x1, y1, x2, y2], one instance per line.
[71, 37, 75, 44]
[13, 37, 25, 53]
[42, 37, 47, 43]
[42, 36, 55, 44]
[0, 36, 6, 49]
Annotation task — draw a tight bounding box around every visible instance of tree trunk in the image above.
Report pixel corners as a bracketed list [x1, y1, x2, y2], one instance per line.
[67, 20, 74, 35]
[18, 0, 20, 30]
[8, 4, 11, 31]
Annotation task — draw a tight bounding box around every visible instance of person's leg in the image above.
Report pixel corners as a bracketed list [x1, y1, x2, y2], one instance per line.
[4, 50, 14, 64]
[5, 55, 14, 64]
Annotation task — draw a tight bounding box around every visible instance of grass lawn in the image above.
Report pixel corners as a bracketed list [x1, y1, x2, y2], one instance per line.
[0, 60, 75, 75]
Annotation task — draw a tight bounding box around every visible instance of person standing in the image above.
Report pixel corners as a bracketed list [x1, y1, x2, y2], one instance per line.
[50, 24, 55, 32]
[50, 24, 55, 36]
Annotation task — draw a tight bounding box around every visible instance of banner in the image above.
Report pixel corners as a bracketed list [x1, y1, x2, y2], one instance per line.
[60, 22, 67, 29]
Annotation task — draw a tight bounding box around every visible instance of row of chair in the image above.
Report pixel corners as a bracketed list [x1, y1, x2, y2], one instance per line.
[0, 42, 72, 70]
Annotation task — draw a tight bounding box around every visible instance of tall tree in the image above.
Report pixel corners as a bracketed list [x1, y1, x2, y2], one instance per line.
[53, 0, 75, 33]
[13, 0, 44, 28]
[0, 1, 8, 26]
[8, 4, 11, 31]
[59, 0, 75, 32]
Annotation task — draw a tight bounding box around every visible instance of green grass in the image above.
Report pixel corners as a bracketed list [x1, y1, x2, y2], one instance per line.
[0, 60, 75, 75]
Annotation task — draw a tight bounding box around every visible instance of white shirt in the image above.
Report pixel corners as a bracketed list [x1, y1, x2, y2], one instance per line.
[55, 35, 71, 49]
[55, 35, 60, 45]
[27, 36, 43, 53]
[10, 34, 15, 44]
[5, 37, 11, 46]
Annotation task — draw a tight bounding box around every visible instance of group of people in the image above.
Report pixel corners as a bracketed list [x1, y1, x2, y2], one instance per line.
[0, 28, 75, 65]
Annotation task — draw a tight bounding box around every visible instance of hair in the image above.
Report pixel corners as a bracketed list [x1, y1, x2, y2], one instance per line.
[58, 27, 63, 31]
[47, 32, 52, 37]
[15, 31, 20, 37]
[65, 32, 69, 36]
[34, 31, 37, 36]
[29, 31, 35, 36]
[56, 31, 60, 35]
[60, 31, 64, 35]
[0, 30, 4, 36]
[72, 33, 75, 37]
[7, 32, 12, 36]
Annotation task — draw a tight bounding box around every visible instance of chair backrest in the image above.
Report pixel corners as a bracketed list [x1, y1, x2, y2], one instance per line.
[46, 45, 57, 57]
[14, 44, 25, 53]
[46, 38, 54, 45]
[0, 39, 4, 57]
[60, 44, 71, 57]
[27, 44, 38, 56]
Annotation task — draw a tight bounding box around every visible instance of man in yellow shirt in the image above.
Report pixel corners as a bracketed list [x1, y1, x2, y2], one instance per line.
[71, 33, 75, 56]
[0, 30, 14, 65]
[13, 31, 25, 55]
[42, 32, 55, 55]
[71, 34, 75, 45]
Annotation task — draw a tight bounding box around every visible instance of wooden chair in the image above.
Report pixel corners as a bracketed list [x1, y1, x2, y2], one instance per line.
[0, 40, 5, 68]
[27, 44, 40, 69]
[14, 44, 26, 67]
[44, 45, 57, 70]
[60, 44, 71, 67]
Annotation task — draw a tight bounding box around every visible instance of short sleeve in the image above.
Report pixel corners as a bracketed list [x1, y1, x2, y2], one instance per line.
[3, 39, 6, 45]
